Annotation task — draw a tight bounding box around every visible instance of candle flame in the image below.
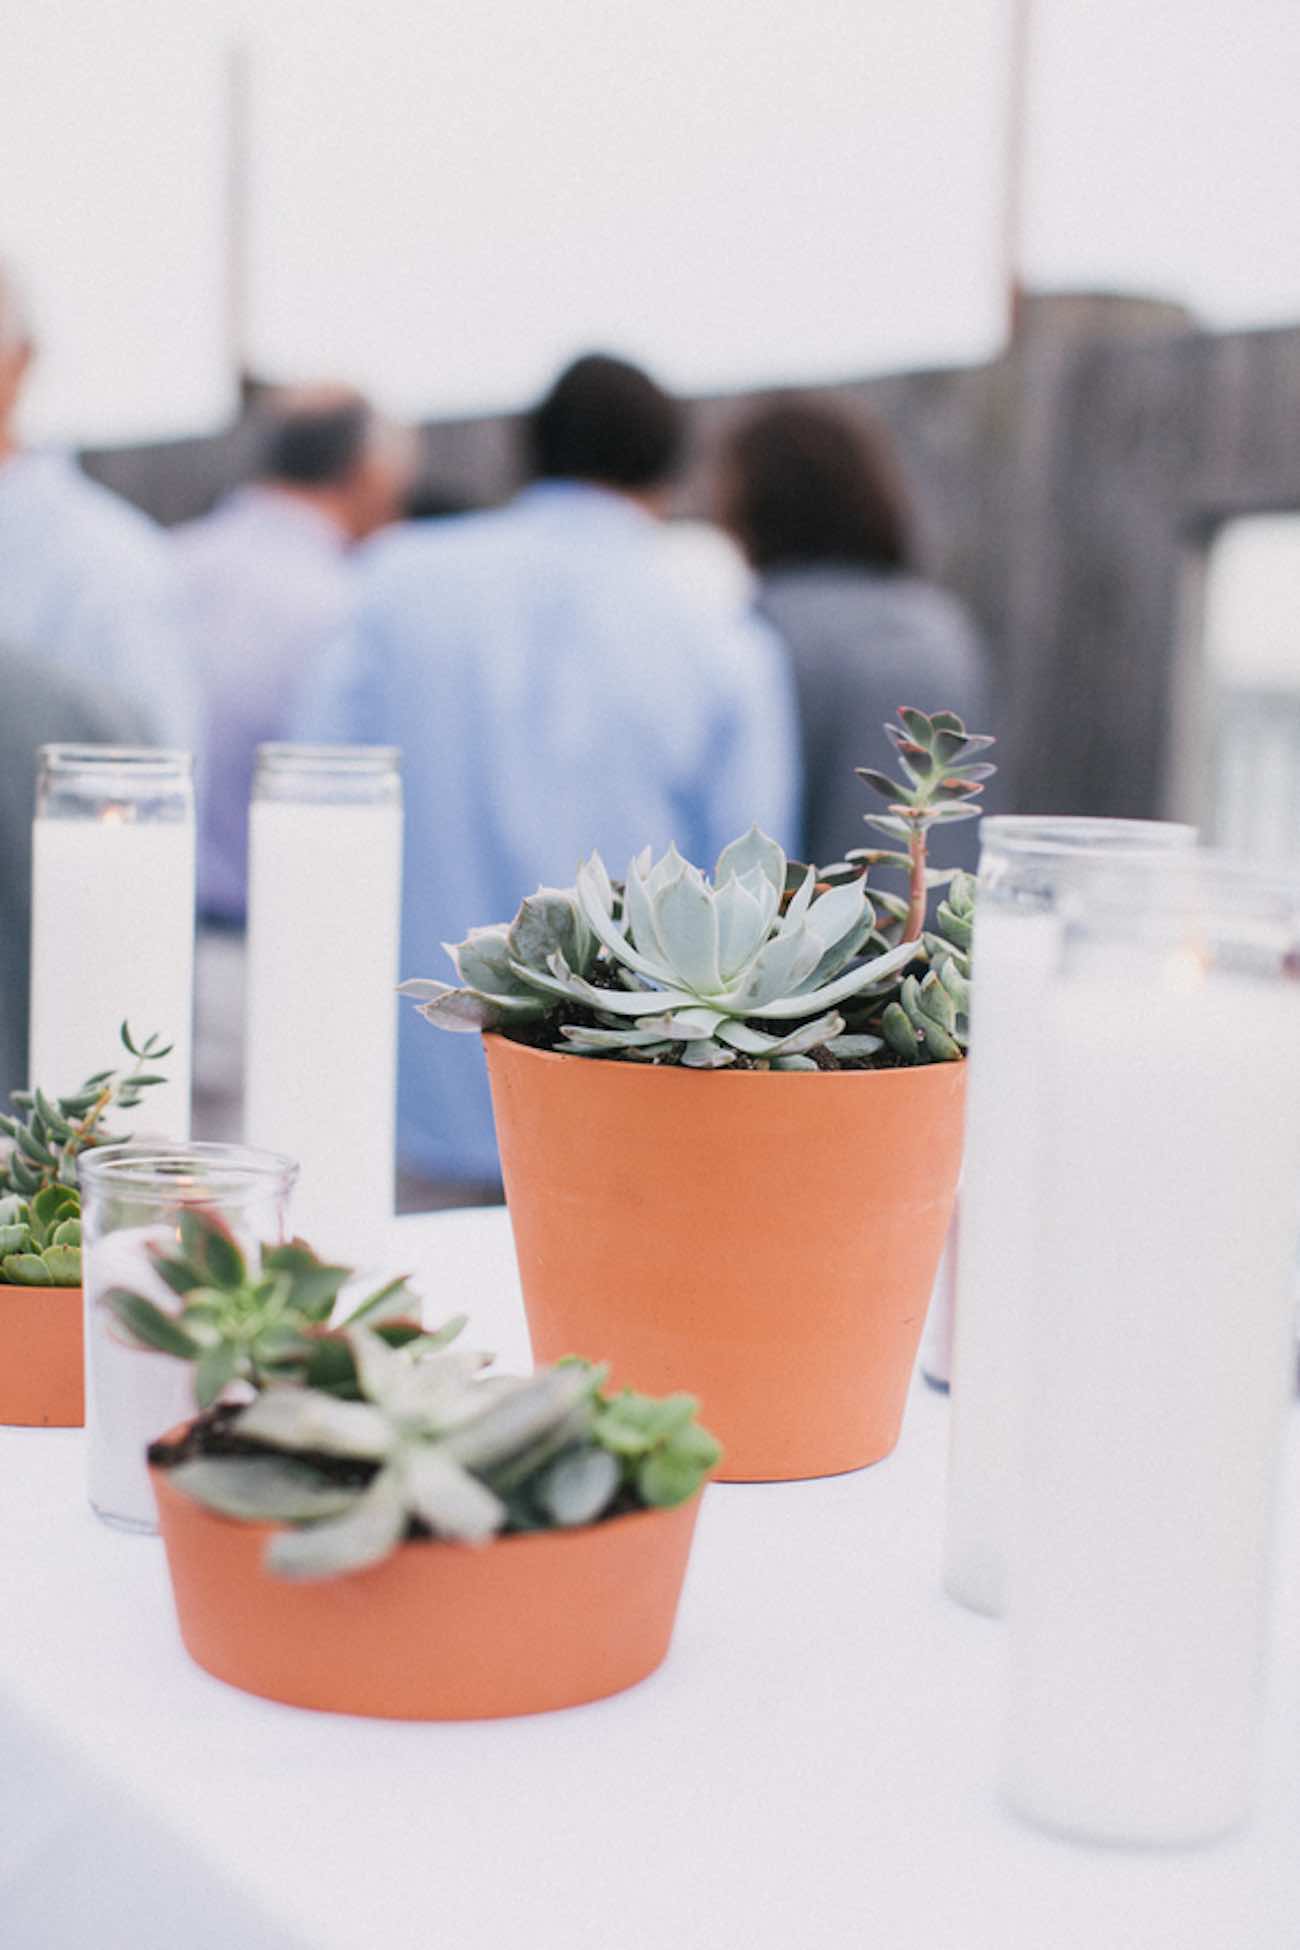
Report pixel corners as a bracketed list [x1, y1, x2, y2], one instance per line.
[1164, 945, 1208, 993]
[100, 804, 130, 826]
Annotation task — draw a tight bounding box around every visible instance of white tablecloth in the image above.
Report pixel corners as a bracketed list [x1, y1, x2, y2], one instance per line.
[2, 1208, 1298, 1950]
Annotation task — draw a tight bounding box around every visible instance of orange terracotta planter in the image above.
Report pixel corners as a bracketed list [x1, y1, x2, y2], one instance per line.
[485, 1034, 966, 1482]
[0, 1283, 84, 1426]
[151, 1445, 702, 1719]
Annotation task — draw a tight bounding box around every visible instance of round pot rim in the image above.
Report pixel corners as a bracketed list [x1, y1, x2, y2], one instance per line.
[0, 1281, 83, 1297]
[150, 1421, 704, 1558]
[483, 1029, 964, 1085]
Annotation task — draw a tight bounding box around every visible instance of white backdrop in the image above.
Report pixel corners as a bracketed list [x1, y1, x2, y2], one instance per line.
[2, 0, 1299, 443]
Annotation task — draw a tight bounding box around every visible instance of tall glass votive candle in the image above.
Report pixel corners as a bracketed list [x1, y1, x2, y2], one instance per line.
[80, 1142, 297, 1532]
[1002, 853, 1300, 1846]
[943, 816, 1196, 1616]
[244, 746, 402, 1263]
[30, 747, 195, 1137]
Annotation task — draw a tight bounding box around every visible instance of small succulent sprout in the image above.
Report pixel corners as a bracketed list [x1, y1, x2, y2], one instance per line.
[103, 1211, 422, 1409]
[0, 1024, 172, 1287]
[854, 709, 996, 941]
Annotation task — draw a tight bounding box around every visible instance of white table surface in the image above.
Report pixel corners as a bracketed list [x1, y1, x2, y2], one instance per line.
[2, 1206, 1298, 1950]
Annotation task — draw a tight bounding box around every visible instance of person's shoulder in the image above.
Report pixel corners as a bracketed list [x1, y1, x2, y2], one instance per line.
[763, 565, 979, 649]
[35, 456, 174, 588]
[61, 458, 168, 550]
[355, 507, 514, 601]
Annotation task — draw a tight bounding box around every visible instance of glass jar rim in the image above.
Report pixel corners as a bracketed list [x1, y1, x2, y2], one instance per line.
[1063, 846, 1300, 911]
[255, 743, 400, 774]
[78, 1141, 299, 1196]
[980, 815, 1196, 861]
[38, 744, 193, 777]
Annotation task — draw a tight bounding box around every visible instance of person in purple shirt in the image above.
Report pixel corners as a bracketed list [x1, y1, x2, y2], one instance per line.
[174, 387, 414, 924]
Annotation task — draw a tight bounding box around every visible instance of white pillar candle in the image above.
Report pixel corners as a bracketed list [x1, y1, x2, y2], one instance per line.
[244, 748, 402, 1265]
[30, 750, 194, 1136]
[943, 818, 1195, 1617]
[1003, 957, 1300, 1847]
[942, 905, 1060, 1610]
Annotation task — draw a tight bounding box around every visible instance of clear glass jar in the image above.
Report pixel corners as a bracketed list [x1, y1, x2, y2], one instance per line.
[31, 746, 195, 1139]
[943, 816, 1197, 1613]
[1004, 851, 1300, 1845]
[80, 1141, 298, 1533]
[244, 745, 403, 1264]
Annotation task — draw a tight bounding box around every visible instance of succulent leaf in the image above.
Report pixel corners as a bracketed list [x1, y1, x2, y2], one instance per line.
[171, 1455, 362, 1523]
[534, 1446, 622, 1527]
[265, 1465, 408, 1580]
[399, 1445, 505, 1544]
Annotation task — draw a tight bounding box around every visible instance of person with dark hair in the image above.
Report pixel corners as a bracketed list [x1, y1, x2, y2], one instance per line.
[299, 353, 798, 1195]
[174, 384, 415, 924]
[524, 353, 685, 490]
[720, 397, 990, 871]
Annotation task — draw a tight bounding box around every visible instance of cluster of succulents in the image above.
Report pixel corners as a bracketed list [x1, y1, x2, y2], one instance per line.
[404, 708, 993, 1071]
[878, 875, 974, 1063]
[0, 1025, 170, 1287]
[104, 1214, 423, 1407]
[125, 1214, 721, 1580]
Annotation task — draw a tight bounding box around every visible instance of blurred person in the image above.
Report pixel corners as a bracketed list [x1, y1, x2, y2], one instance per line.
[404, 479, 481, 522]
[0, 645, 148, 1099]
[174, 385, 415, 925]
[719, 397, 990, 871]
[299, 352, 798, 1195]
[0, 257, 193, 749]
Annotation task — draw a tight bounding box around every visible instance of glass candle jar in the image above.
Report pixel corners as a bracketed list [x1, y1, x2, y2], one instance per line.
[244, 745, 402, 1264]
[31, 746, 195, 1138]
[1003, 851, 1300, 1846]
[943, 816, 1196, 1616]
[80, 1141, 298, 1533]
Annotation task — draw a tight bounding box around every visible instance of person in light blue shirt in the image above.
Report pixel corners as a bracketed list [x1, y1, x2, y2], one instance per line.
[0, 258, 194, 751]
[298, 353, 799, 1192]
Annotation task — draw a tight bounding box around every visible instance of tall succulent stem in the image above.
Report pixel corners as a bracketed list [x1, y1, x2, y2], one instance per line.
[902, 827, 929, 944]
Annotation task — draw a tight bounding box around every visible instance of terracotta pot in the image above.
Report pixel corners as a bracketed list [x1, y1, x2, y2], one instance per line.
[485, 1034, 966, 1481]
[151, 1442, 702, 1719]
[0, 1283, 84, 1426]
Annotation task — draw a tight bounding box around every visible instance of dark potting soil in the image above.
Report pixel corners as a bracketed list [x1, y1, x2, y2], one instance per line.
[504, 1018, 916, 1071]
[148, 1408, 647, 1540]
[148, 1405, 379, 1492]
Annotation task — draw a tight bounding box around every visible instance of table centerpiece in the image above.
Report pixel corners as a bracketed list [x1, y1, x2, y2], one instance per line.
[108, 1215, 719, 1719]
[404, 706, 992, 1480]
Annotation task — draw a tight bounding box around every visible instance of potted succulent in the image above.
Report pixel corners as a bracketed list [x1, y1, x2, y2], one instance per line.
[0, 1024, 169, 1426]
[108, 1215, 720, 1720]
[404, 708, 993, 1481]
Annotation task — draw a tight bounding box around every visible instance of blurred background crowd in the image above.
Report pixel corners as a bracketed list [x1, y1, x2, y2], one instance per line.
[2, 0, 1298, 1203]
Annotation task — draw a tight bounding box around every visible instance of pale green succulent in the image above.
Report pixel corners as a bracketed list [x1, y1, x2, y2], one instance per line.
[403, 705, 996, 1072]
[410, 830, 916, 1071]
[399, 888, 599, 1032]
[151, 1320, 721, 1580]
